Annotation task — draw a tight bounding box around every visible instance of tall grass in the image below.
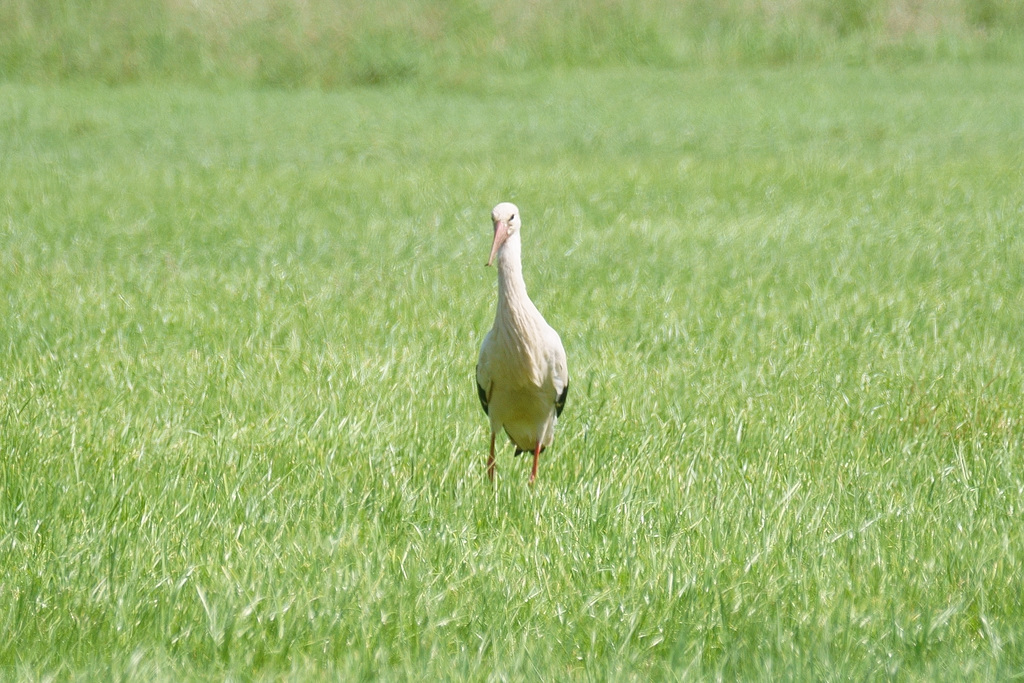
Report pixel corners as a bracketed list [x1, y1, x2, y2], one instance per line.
[2, 0, 1024, 86]
[2, 64, 1023, 678]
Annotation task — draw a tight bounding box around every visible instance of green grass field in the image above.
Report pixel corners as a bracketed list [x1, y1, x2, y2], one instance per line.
[2, 61, 1024, 678]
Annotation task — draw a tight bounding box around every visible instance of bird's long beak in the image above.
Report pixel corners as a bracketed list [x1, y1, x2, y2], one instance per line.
[486, 219, 509, 267]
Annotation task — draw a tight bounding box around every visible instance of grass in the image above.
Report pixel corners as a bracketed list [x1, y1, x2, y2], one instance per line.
[3, 0, 1024, 86]
[1, 64, 1024, 678]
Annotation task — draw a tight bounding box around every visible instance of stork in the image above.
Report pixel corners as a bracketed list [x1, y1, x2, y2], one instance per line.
[476, 202, 569, 484]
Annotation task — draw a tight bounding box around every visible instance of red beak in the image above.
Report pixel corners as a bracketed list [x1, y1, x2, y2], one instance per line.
[487, 219, 509, 267]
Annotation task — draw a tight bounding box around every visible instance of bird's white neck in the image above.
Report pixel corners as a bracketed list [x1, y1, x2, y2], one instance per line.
[494, 232, 538, 330]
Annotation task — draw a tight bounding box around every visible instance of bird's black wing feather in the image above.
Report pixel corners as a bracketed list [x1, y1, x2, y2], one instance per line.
[555, 382, 568, 417]
[476, 365, 489, 416]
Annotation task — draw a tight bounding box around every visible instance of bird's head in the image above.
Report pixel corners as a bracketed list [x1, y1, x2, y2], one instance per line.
[487, 202, 521, 267]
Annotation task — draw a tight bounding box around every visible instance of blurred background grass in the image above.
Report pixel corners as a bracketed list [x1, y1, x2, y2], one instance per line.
[2, 0, 1024, 88]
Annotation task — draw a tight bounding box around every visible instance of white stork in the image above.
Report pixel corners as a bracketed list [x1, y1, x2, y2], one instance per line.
[476, 202, 569, 484]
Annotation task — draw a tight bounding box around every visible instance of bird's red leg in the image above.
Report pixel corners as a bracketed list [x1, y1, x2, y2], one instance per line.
[529, 443, 540, 485]
[487, 432, 496, 481]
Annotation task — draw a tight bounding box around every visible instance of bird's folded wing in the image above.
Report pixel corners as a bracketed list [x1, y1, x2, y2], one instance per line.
[548, 327, 569, 417]
[476, 333, 494, 417]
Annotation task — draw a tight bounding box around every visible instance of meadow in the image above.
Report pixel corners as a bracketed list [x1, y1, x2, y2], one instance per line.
[2, 4, 1024, 679]
[4, 0, 1024, 86]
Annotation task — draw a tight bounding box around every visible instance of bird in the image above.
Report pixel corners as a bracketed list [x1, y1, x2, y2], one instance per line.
[476, 202, 569, 484]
